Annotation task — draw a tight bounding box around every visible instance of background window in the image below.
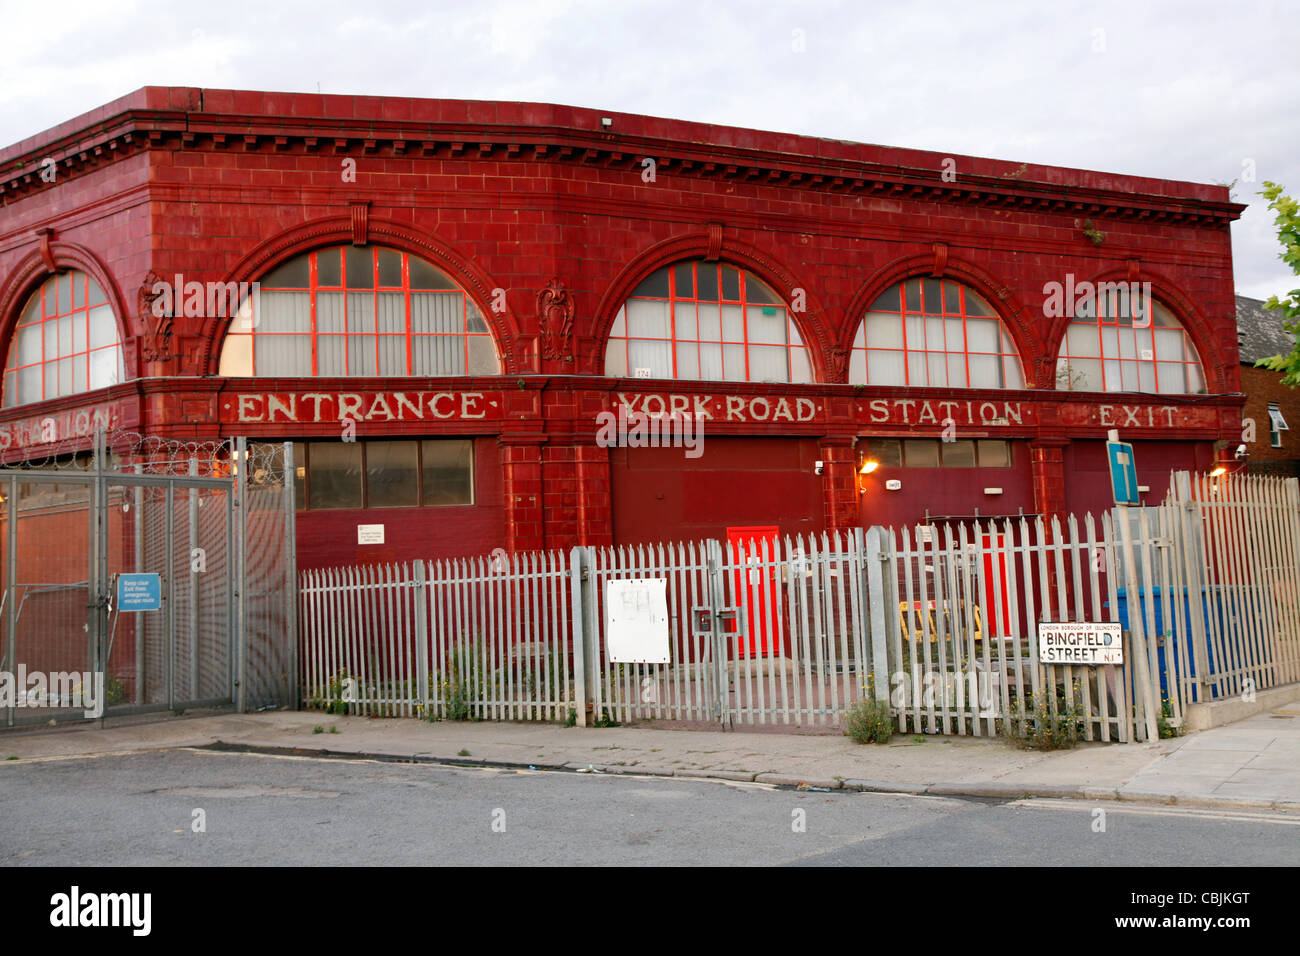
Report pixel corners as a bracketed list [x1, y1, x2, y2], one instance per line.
[295, 439, 474, 510]
[1055, 295, 1205, 394]
[863, 438, 1012, 468]
[604, 260, 813, 383]
[3, 270, 124, 407]
[848, 278, 1023, 389]
[218, 246, 500, 377]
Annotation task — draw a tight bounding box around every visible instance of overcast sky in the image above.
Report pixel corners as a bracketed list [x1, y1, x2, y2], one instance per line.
[1, 0, 1295, 301]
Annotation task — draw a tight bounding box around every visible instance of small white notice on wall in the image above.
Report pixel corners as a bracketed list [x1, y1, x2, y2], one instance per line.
[1038, 622, 1123, 665]
[357, 524, 385, 545]
[606, 578, 670, 663]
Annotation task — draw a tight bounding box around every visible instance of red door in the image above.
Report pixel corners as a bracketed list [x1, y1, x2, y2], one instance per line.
[726, 526, 780, 658]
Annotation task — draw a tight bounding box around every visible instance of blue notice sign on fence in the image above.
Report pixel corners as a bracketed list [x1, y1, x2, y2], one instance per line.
[118, 573, 162, 612]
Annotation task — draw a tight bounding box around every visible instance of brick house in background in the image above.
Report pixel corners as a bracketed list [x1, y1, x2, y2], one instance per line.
[0, 88, 1247, 570]
[1236, 294, 1299, 476]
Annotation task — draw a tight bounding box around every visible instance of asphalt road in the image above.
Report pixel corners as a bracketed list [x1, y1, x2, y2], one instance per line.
[2, 748, 1297, 866]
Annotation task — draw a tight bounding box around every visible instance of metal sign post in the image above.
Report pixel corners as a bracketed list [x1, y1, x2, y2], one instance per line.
[1109, 429, 1159, 741]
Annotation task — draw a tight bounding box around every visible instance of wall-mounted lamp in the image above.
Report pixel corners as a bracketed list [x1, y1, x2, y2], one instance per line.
[1210, 466, 1228, 478]
[857, 458, 879, 495]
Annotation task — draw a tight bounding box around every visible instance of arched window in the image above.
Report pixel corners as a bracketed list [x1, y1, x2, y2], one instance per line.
[849, 277, 1024, 388]
[218, 245, 500, 377]
[604, 260, 812, 383]
[3, 270, 123, 408]
[1055, 291, 1205, 393]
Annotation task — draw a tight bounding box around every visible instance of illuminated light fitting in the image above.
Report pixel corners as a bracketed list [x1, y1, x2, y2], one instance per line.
[1210, 466, 1228, 477]
[859, 460, 880, 475]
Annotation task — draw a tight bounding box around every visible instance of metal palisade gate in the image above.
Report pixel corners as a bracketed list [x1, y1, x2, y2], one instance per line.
[0, 433, 298, 729]
[297, 470, 1300, 743]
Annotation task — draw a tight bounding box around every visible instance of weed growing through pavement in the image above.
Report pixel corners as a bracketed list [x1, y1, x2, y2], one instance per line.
[844, 676, 893, 744]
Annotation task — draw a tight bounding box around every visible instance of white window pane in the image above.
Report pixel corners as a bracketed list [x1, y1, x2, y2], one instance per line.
[865, 313, 904, 349]
[628, 339, 671, 377]
[377, 335, 406, 375]
[347, 293, 375, 335]
[902, 312, 923, 341]
[674, 342, 699, 380]
[950, 353, 972, 386]
[72, 313, 87, 354]
[868, 350, 906, 385]
[1117, 329, 1138, 360]
[927, 352, 948, 386]
[673, 302, 697, 340]
[851, 323, 866, 350]
[88, 348, 118, 389]
[1003, 357, 1024, 389]
[57, 357, 72, 394]
[15, 325, 41, 366]
[604, 340, 627, 376]
[44, 362, 58, 399]
[1155, 362, 1186, 394]
[412, 335, 465, 375]
[18, 366, 41, 404]
[1100, 326, 1119, 359]
[966, 318, 998, 353]
[468, 336, 499, 375]
[1066, 322, 1100, 358]
[609, 307, 626, 338]
[848, 348, 867, 385]
[411, 293, 462, 334]
[907, 352, 927, 386]
[316, 292, 345, 334]
[219, 333, 253, 376]
[1153, 328, 1184, 361]
[787, 320, 805, 347]
[924, 317, 944, 350]
[749, 345, 789, 383]
[1138, 361, 1156, 392]
[699, 343, 723, 380]
[377, 292, 405, 334]
[789, 347, 812, 383]
[259, 335, 314, 376]
[626, 298, 670, 338]
[721, 304, 745, 342]
[746, 306, 787, 345]
[73, 356, 86, 392]
[697, 303, 721, 341]
[723, 344, 747, 381]
[263, 291, 312, 332]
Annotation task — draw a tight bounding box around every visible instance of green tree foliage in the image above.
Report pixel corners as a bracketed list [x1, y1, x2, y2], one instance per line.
[1253, 182, 1300, 387]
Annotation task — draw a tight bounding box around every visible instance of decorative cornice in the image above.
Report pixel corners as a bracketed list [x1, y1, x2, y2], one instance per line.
[0, 109, 1247, 227]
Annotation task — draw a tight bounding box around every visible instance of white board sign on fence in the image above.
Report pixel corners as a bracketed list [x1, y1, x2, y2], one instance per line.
[1038, 622, 1123, 665]
[606, 578, 670, 663]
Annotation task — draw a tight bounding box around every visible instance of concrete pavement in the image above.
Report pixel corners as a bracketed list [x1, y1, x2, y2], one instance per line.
[3, 695, 1298, 812]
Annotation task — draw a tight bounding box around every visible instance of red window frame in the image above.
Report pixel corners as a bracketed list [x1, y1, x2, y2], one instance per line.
[851, 278, 1022, 388]
[3, 270, 122, 408]
[233, 246, 497, 376]
[605, 260, 810, 382]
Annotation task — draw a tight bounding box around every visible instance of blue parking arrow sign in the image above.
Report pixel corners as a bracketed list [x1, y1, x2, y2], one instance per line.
[117, 573, 162, 612]
[1106, 436, 1140, 505]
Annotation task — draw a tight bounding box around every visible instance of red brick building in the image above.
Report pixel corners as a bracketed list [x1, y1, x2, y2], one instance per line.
[1236, 294, 1300, 477]
[0, 88, 1246, 570]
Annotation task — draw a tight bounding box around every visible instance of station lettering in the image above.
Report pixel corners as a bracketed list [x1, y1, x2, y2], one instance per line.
[616, 393, 819, 423]
[230, 392, 494, 423]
